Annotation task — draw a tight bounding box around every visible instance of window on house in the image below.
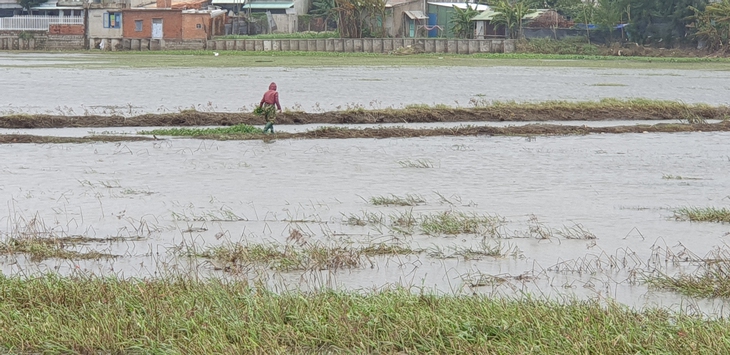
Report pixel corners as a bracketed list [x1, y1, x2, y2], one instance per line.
[103, 12, 122, 29]
[135, 20, 143, 32]
[196, 23, 202, 29]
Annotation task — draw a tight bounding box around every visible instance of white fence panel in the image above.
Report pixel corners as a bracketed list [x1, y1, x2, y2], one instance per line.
[0, 15, 84, 31]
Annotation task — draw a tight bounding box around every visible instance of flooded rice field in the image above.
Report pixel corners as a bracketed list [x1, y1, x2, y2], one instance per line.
[1, 57, 730, 115]
[2, 53, 730, 315]
[2, 132, 729, 313]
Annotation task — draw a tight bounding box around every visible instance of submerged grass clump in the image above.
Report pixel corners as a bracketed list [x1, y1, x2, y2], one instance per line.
[2, 275, 730, 353]
[662, 174, 702, 180]
[398, 159, 435, 168]
[369, 194, 425, 206]
[139, 124, 263, 136]
[193, 242, 363, 271]
[0, 236, 117, 261]
[674, 207, 730, 223]
[420, 211, 504, 236]
[646, 246, 730, 298]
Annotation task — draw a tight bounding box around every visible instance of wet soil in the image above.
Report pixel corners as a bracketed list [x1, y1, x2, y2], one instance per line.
[2, 121, 728, 144]
[2, 106, 729, 129]
[0, 134, 153, 144]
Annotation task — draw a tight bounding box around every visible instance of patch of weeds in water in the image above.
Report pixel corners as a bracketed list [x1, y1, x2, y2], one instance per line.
[555, 223, 597, 240]
[121, 188, 155, 196]
[194, 242, 365, 272]
[519, 214, 556, 241]
[369, 194, 425, 206]
[360, 243, 419, 256]
[429, 240, 520, 260]
[662, 174, 702, 180]
[398, 159, 435, 168]
[645, 246, 730, 298]
[139, 124, 263, 136]
[342, 211, 385, 226]
[388, 209, 418, 235]
[590, 83, 628, 87]
[171, 206, 246, 222]
[0, 236, 118, 261]
[420, 211, 505, 236]
[674, 207, 730, 223]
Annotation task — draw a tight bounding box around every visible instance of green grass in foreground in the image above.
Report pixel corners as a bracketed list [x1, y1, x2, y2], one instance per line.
[139, 124, 262, 136]
[0, 275, 728, 354]
[674, 207, 730, 223]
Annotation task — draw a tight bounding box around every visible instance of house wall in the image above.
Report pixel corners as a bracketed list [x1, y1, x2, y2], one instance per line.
[389, 0, 422, 37]
[88, 8, 124, 38]
[272, 13, 297, 33]
[427, 4, 450, 37]
[292, 0, 309, 16]
[181, 13, 211, 39]
[49, 24, 84, 35]
[122, 9, 183, 39]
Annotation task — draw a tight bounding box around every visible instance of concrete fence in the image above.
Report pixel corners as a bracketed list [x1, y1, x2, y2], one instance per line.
[3, 35, 516, 53]
[206, 38, 516, 54]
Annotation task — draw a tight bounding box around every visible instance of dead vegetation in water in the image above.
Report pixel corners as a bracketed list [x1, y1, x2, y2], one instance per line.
[1, 99, 728, 129]
[0, 212, 158, 261]
[645, 245, 730, 298]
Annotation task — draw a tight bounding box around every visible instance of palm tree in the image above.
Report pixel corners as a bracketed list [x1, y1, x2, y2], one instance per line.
[451, 5, 480, 38]
[488, 0, 534, 39]
[312, 0, 338, 31]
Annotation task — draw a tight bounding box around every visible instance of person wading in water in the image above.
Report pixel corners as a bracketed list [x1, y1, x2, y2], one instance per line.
[259, 82, 281, 134]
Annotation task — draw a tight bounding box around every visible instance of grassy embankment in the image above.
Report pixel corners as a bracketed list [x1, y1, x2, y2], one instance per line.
[133, 98, 729, 138]
[1, 274, 729, 354]
[7, 49, 730, 70]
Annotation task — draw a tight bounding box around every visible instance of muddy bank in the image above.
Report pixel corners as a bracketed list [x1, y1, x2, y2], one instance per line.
[207, 121, 730, 140]
[4, 121, 727, 144]
[0, 134, 153, 144]
[1, 104, 728, 129]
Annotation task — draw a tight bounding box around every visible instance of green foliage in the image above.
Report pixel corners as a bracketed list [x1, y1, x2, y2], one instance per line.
[621, 0, 709, 46]
[450, 4, 480, 38]
[593, 0, 627, 42]
[687, 0, 730, 52]
[17, 0, 45, 11]
[518, 37, 599, 55]
[311, 0, 338, 31]
[139, 124, 263, 136]
[6, 275, 730, 353]
[334, 0, 387, 38]
[487, 0, 535, 39]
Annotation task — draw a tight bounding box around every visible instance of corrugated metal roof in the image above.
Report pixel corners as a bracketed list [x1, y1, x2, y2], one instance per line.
[427, 2, 488, 11]
[211, 0, 293, 9]
[404, 10, 428, 20]
[471, 9, 548, 21]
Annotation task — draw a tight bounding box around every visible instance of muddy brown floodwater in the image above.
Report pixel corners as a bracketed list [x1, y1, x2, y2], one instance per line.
[1, 132, 729, 314]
